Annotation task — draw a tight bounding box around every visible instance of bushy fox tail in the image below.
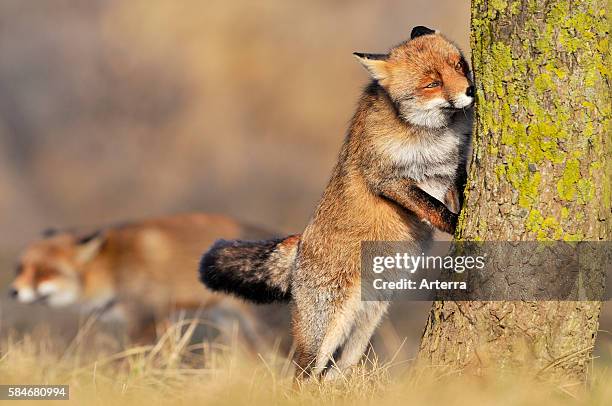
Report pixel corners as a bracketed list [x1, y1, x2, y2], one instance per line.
[199, 235, 300, 304]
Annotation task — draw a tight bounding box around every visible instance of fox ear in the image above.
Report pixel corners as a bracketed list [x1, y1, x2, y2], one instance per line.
[411, 26, 436, 39]
[353, 52, 389, 81]
[74, 230, 106, 264]
[41, 228, 60, 238]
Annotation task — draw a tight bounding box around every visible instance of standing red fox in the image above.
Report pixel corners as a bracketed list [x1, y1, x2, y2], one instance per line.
[200, 26, 474, 379]
[10, 213, 285, 347]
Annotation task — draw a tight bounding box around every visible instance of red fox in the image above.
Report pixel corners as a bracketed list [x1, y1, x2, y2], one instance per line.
[200, 26, 474, 379]
[10, 213, 287, 347]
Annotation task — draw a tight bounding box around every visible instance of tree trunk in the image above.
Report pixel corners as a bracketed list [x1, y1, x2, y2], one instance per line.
[418, 0, 610, 383]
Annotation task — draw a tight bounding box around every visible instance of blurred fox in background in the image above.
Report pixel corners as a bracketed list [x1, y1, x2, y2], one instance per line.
[9, 213, 288, 348]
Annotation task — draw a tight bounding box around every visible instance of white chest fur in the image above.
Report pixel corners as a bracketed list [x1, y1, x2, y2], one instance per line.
[380, 127, 462, 181]
[375, 119, 469, 206]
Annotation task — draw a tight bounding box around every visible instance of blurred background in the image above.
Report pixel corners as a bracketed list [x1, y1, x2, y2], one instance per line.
[0, 0, 609, 360]
[0, 0, 470, 249]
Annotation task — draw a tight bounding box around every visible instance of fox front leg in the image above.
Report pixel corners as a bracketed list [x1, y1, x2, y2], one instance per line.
[377, 179, 458, 235]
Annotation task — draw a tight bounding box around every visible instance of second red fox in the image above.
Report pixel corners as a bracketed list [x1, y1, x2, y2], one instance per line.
[200, 26, 474, 380]
[10, 213, 289, 348]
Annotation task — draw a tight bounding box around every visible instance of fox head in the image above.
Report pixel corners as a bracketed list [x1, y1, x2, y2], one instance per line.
[354, 26, 474, 128]
[10, 229, 106, 307]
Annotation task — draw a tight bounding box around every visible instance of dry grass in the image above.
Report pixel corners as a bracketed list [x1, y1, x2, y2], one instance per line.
[1, 316, 611, 406]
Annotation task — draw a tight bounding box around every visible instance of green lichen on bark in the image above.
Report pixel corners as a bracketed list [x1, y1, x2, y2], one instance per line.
[420, 0, 610, 384]
[459, 0, 610, 241]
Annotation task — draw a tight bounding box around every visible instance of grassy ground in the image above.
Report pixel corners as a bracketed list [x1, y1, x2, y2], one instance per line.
[2, 252, 611, 405]
[1, 316, 611, 406]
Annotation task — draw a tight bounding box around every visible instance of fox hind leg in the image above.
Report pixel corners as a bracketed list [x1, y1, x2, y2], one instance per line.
[294, 341, 318, 380]
[311, 293, 362, 378]
[324, 301, 389, 381]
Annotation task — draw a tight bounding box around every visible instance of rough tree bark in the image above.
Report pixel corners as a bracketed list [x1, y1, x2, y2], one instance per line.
[418, 0, 610, 383]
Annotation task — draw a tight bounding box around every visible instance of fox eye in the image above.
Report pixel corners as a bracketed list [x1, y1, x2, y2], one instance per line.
[15, 264, 23, 275]
[455, 60, 467, 73]
[425, 81, 441, 88]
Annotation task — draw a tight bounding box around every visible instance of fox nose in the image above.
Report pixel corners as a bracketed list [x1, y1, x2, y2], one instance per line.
[8, 288, 18, 299]
[466, 85, 475, 97]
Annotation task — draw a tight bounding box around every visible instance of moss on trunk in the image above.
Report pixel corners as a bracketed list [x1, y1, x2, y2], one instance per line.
[418, 0, 610, 383]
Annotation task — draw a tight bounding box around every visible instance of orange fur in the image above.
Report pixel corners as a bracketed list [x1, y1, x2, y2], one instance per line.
[11, 213, 283, 346]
